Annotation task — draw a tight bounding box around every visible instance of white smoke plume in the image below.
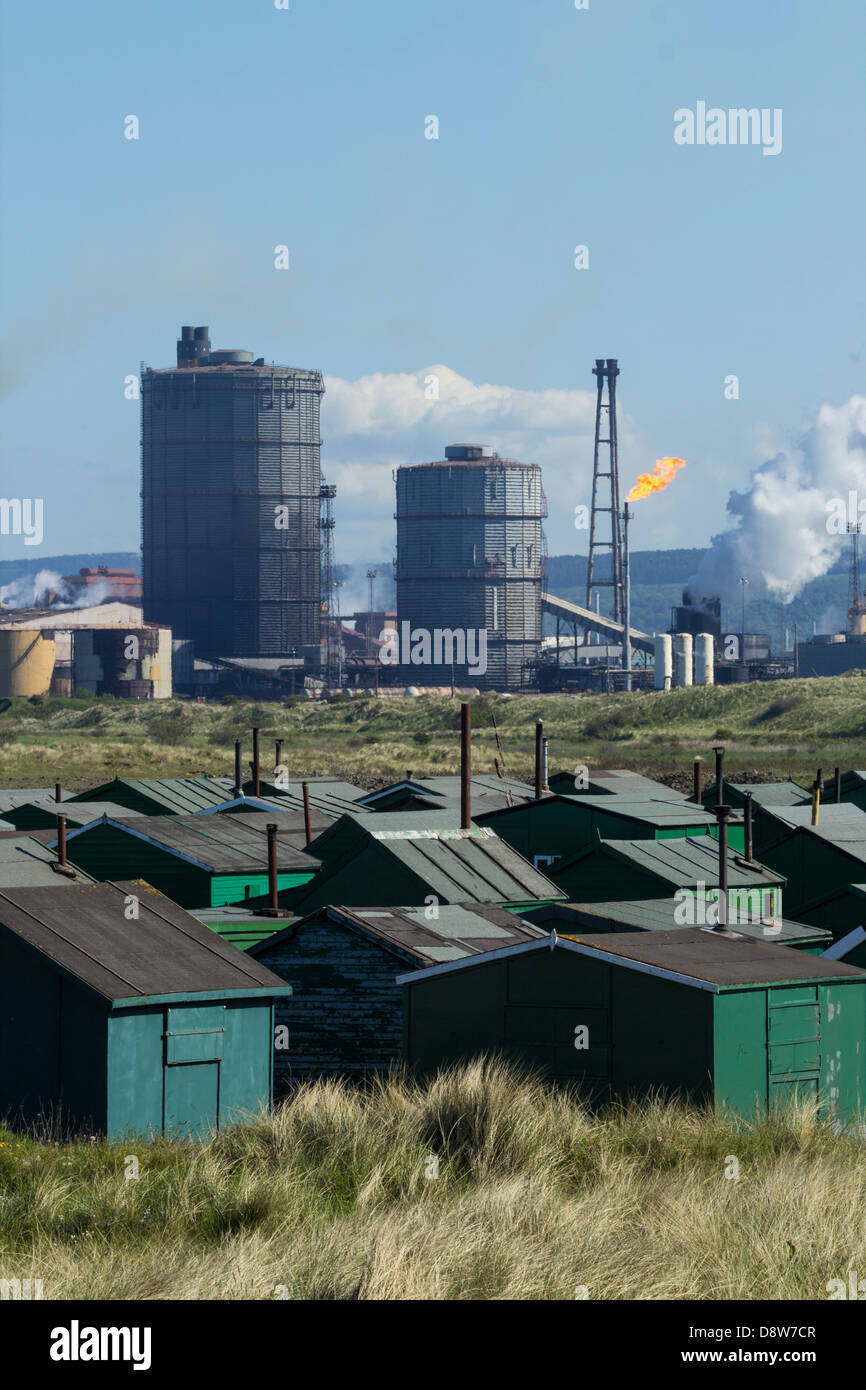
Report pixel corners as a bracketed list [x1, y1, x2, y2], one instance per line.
[0, 569, 113, 611]
[690, 395, 866, 605]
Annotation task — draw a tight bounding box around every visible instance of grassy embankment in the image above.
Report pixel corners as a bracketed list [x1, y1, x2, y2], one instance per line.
[1, 675, 865, 791]
[0, 1061, 863, 1300]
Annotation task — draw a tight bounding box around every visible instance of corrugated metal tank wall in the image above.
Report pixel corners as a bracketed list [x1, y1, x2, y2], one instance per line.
[142, 359, 324, 657]
[395, 453, 544, 689]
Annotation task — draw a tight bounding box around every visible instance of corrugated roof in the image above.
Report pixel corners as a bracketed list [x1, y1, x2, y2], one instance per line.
[251, 902, 547, 966]
[550, 770, 689, 800]
[370, 827, 565, 905]
[8, 800, 145, 827]
[0, 788, 73, 812]
[242, 779, 367, 817]
[757, 803, 866, 848]
[595, 835, 784, 887]
[62, 814, 320, 874]
[519, 794, 727, 827]
[526, 898, 828, 945]
[0, 880, 289, 1001]
[67, 776, 236, 814]
[726, 780, 811, 806]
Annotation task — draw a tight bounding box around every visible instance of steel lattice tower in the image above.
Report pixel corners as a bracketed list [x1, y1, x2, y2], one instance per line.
[586, 358, 625, 628]
[319, 481, 338, 685]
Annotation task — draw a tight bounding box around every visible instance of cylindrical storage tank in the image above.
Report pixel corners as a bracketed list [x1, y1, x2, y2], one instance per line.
[674, 633, 693, 687]
[394, 445, 545, 691]
[142, 326, 324, 658]
[653, 633, 673, 691]
[0, 630, 56, 698]
[694, 633, 714, 685]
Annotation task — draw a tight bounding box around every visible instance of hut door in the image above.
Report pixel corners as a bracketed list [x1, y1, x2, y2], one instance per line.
[767, 989, 820, 1112]
[163, 1005, 225, 1137]
[164, 1062, 220, 1138]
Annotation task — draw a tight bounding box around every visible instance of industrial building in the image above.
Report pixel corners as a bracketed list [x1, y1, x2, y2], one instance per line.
[394, 444, 546, 690]
[142, 326, 325, 659]
[0, 601, 171, 699]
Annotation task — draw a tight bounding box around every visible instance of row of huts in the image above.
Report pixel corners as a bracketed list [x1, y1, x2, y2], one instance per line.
[1, 734, 865, 1139]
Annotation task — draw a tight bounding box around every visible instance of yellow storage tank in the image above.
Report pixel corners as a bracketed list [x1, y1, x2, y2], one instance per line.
[0, 629, 56, 698]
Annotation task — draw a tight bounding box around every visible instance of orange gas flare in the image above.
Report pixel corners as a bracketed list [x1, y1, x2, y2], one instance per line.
[626, 456, 686, 502]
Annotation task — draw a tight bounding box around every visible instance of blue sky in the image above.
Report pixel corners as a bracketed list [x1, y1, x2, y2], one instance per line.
[1, 0, 864, 573]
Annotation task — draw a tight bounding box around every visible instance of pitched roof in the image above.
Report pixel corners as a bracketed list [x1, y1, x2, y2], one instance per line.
[724, 780, 811, 807]
[61, 814, 320, 875]
[0, 879, 290, 1002]
[398, 926, 865, 991]
[0, 836, 94, 888]
[479, 793, 725, 829]
[66, 776, 236, 814]
[251, 902, 547, 967]
[756, 803, 866, 848]
[553, 835, 785, 888]
[294, 817, 566, 908]
[522, 897, 829, 946]
[549, 769, 689, 800]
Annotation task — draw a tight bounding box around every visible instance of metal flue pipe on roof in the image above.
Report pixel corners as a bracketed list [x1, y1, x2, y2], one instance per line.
[714, 802, 731, 929]
[57, 813, 67, 867]
[743, 792, 753, 862]
[252, 727, 261, 798]
[811, 780, 821, 827]
[267, 823, 279, 912]
[542, 737, 549, 792]
[275, 739, 283, 776]
[55, 781, 62, 803]
[302, 781, 312, 845]
[535, 720, 544, 800]
[834, 766, 842, 804]
[714, 746, 725, 808]
[693, 757, 702, 806]
[234, 741, 242, 798]
[461, 703, 471, 830]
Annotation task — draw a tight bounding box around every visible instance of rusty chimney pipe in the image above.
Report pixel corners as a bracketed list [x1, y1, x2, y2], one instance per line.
[535, 720, 543, 800]
[693, 757, 702, 806]
[302, 780, 313, 844]
[252, 727, 261, 798]
[834, 766, 842, 804]
[715, 802, 731, 930]
[816, 767, 824, 798]
[743, 792, 753, 863]
[55, 781, 62, 804]
[234, 741, 242, 798]
[714, 746, 725, 808]
[267, 823, 279, 912]
[542, 737, 549, 793]
[275, 738, 283, 775]
[460, 702, 471, 830]
[57, 813, 67, 867]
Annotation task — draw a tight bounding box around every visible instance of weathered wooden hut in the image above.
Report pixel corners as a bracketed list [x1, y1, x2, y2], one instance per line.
[0, 880, 290, 1139]
[57, 814, 319, 908]
[400, 927, 866, 1122]
[249, 903, 546, 1087]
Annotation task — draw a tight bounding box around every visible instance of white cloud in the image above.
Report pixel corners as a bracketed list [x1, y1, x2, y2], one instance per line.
[321, 364, 641, 561]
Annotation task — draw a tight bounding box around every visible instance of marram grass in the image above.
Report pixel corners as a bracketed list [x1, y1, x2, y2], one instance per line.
[1, 1060, 863, 1300]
